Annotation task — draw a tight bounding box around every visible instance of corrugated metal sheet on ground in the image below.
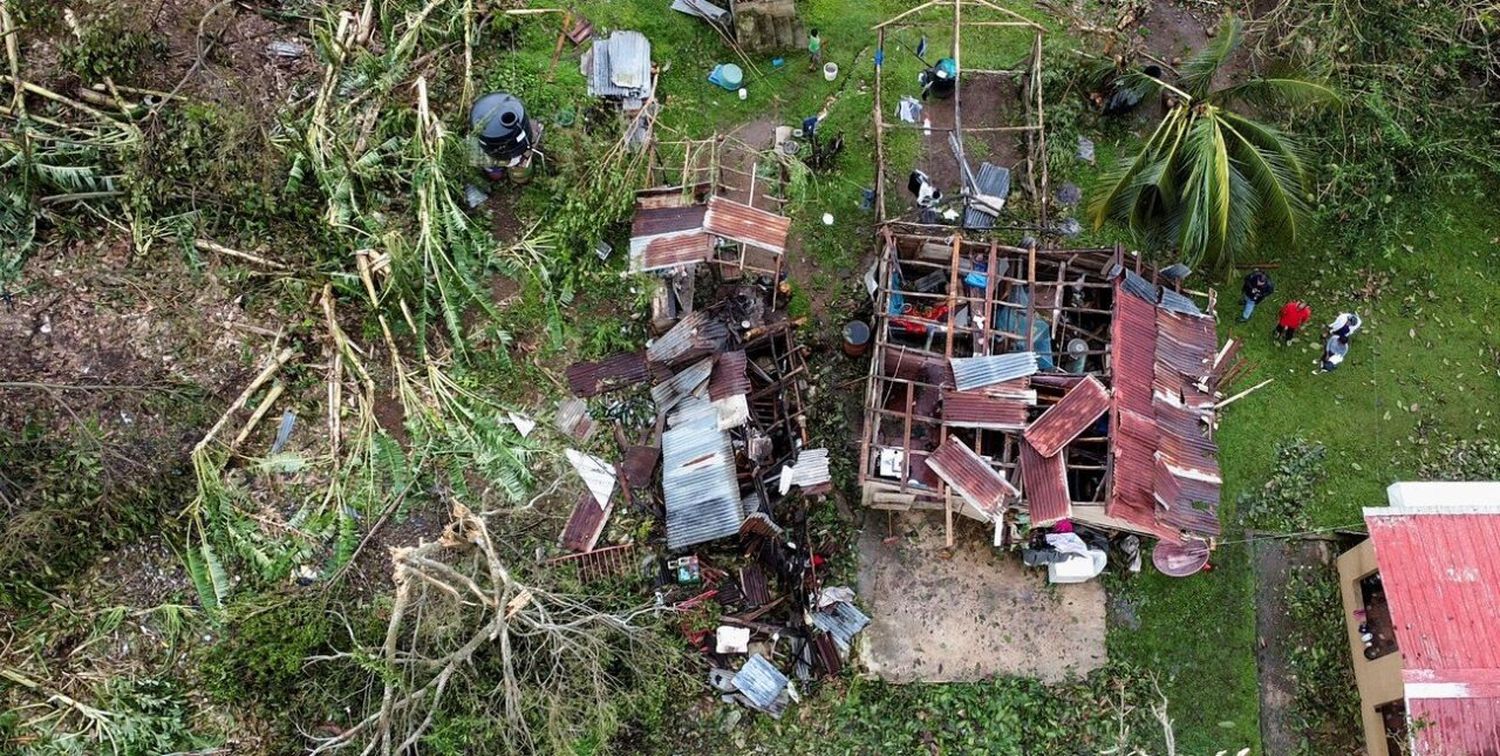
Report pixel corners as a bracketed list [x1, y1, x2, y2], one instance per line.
[566, 350, 654, 397]
[565, 448, 617, 509]
[739, 564, 770, 607]
[560, 491, 611, 553]
[704, 196, 791, 254]
[925, 437, 1017, 519]
[732, 654, 789, 713]
[939, 389, 1030, 430]
[652, 357, 713, 414]
[1020, 439, 1070, 525]
[631, 232, 713, 272]
[647, 310, 730, 366]
[587, 31, 652, 99]
[621, 445, 659, 489]
[810, 601, 870, 656]
[779, 448, 831, 494]
[1364, 509, 1500, 755]
[962, 162, 1011, 230]
[556, 397, 596, 441]
[950, 351, 1039, 391]
[709, 350, 750, 401]
[671, 0, 731, 24]
[662, 413, 743, 550]
[1024, 374, 1110, 457]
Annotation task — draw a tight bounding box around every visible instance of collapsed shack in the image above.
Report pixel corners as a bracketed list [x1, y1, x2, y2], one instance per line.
[858, 231, 1240, 565]
[554, 177, 864, 717]
[871, 0, 1050, 233]
[584, 30, 658, 148]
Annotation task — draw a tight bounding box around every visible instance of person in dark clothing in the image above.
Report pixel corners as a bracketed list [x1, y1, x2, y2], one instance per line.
[1240, 269, 1274, 322]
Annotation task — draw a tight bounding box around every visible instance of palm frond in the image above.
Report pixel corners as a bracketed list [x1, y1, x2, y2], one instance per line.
[1180, 16, 1243, 99]
[1214, 78, 1342, 109]
[1219, 115, 1306, 246]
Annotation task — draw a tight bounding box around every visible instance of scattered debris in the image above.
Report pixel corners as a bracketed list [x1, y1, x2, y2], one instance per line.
[1076, 135, 1096, 164]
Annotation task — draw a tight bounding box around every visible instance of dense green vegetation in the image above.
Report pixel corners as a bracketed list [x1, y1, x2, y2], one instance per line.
[2, 0, 1497, 753]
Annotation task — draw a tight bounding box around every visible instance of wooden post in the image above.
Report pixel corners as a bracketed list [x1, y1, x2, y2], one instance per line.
[938, 233, 963, 548]
[874, 27, 887, 223]
[1024, 240, 1037, 356]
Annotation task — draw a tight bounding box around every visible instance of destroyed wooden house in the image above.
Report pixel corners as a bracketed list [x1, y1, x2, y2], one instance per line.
[858, 232, 1236, 548]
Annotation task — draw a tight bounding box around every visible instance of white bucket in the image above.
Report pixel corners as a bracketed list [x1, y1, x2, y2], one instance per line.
[738, 87, 747, 100]
[823, 62, 838, 81]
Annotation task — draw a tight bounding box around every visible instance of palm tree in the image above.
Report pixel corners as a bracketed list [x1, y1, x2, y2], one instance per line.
[1088, 16, 1339, 272]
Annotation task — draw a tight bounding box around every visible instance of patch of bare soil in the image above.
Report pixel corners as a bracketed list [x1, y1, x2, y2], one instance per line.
[1252, 535, 1335, 755]
[856, 512, 1107, 683]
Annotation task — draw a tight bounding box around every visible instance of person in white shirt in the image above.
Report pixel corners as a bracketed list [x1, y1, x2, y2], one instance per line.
[1327, 312, 1362, 339]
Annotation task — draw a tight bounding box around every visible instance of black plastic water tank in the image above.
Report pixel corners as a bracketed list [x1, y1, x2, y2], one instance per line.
[470, 92, 532, 161]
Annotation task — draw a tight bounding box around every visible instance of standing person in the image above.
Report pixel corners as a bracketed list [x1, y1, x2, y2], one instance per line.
[1274, 299, 1312, 344]
[1327, 311, 1363, 339]
[1239, 268, 1275, 322]
[1322, 333, 1350, 372]
[807, 28, 822, 71]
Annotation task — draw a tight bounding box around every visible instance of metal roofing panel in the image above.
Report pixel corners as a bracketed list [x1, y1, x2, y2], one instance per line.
[630, 231, 714, 272]
[565, 448, 617, 509]
[1024, 374, 1110, 458]
[651, 357, 712, 414]
[962, 162, 1011, 229]
[925, 437, 1018, 519]
[560, 491, 611, 553]
[732, 654, 789, 713]
[704, 196, 790, 254]
[882, 345, 953, 384]
[779, 448, 831, 494]
[739, 564, 770, 607]
[1364, 509, 1500, 754]
[939, 389, 1031, 430]
[662, 413, 743, 550]
[588, 32, 652, 99]
[566, 350, 655, 397]
[1158, 287, 1203, 316]
[647, 310, 730, 366]
[632, 204, 707, 238]
[709, 350, 750, 401]
[950, 351, 1039, 391]
[1019, 439, 1070, 525]
[1120, 269, 1159, 304]
[621, 445, 660, 489]
[810, 601, 870, 655]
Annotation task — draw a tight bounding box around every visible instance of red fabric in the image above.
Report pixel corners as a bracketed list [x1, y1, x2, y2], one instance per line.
[1277, 301, 1311, 329]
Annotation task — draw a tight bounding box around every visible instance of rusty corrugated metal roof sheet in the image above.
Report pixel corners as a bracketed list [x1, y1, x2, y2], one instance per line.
[1019, 439, 1070, 525]
[709, 350, 749, 401]
[566, 350, 657, 397]
[704, 196, 790, 254]
[662, 411, 743, 550]
[560, 491, 611, 553]
[1024, 374, 1110, 458]
[632, 204, 706, 237]
[939, 389, 1030, 430]
[651, 357, 713, 414]
[925, 437, 1017, 519]
[631, 231, 714, 272]
[1364, 502, 1500, 755]
[881, 345, 953, 384]
[621, 444, 659, 489]
[648, 310, 731, 367]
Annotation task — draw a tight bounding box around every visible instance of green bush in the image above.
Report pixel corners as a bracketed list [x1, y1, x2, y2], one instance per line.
[59, 12, 164, 84]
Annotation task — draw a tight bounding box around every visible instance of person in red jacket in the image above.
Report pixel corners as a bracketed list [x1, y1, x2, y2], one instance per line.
[1274, 299, 1312, 344]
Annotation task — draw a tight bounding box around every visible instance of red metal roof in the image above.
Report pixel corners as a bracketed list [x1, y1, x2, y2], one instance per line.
[561, 491, 612, 552]
[939, 389, 1030, 430]
[925, 437, 1017, 519]
[1019, 439, 1070, 525]
[704, 196, 791, 254]
[632, 204, 706, 237]
[632, 231, 714, 271]
[1024, 374, 1110, 458]
[1365, 509, 1500, 755]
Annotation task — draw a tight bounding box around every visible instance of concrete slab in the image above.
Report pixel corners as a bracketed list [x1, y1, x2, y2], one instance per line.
[855, 512, 1107, 683]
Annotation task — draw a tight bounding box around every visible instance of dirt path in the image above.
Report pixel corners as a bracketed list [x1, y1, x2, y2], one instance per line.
[856, 512, 1107, 683]
[1252, 535, 1335, 755]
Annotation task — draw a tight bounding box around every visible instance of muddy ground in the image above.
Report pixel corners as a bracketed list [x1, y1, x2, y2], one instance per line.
[856, 512, 1107, 683]
[1252, 535, 1336, 755]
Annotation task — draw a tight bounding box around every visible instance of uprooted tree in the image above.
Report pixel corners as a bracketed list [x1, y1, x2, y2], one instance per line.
[307, 502, 673, 755]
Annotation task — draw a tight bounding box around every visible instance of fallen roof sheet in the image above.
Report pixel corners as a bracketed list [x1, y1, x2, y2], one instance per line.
[565, 448, 617, 509]
[925, 437, 1018, 519]
[708, 350, 750, 401]
[939, 389, 1031, 430]
[1364, 503, 1500, 755]
[662, 412, 743, 550]
[566, 350, 655, 397]
[1019, 439, 1070, 525]
[810, 601, 871, 656]
[704, 196, 791, 255]
[779, 448, 831, 495]
[648, 310, 730, 366]
[587, 31, 653, 100]
[962, 162, 1011, 230]
[671, 0, 731, 25]
[651, 357, 713, 414]
[630, 232, 714, 272]
[950, 351, 1039, 391]
[560, 491, 612, 553]
[732, 654, 790, 715]
[1024, 374, 1110, 458]
[632, 204, 706, 237]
